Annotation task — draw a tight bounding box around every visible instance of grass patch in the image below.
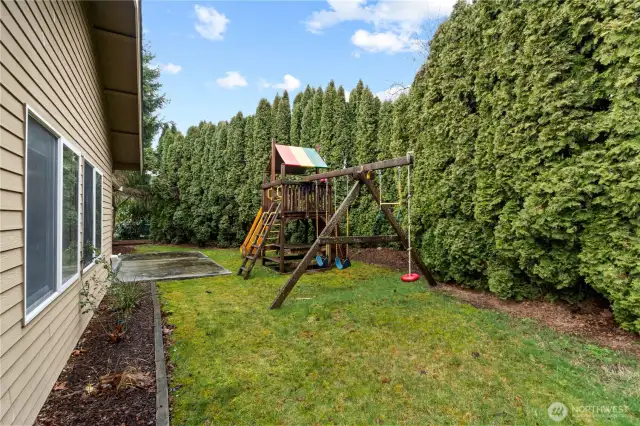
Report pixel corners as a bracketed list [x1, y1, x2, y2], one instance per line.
[139, 245, 640, 425]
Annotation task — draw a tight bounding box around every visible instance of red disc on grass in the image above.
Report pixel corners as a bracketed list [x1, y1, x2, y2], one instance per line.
[401, 273, 420, 282]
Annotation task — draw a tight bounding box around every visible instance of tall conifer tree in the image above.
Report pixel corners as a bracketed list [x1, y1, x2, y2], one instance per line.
[300, 94, 314, 148]
[290, 92, 304, 147]
[319, 80, 337, 160]
[275, 91, 291, 144]
[311, 88, 323, 148]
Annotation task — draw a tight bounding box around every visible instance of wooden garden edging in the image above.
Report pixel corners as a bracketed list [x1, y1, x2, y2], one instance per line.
[151, 283, 170, 426]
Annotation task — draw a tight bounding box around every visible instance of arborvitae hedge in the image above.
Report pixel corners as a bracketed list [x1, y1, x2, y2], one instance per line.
[411, 0, 640, 331]
[149, 0, 639, 331]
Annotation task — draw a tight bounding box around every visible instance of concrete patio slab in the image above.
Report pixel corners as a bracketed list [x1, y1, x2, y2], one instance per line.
[115, 251, 231, 283]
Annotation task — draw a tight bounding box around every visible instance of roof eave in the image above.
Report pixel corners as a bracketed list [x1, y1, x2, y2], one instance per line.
[89, 0, 143, 172]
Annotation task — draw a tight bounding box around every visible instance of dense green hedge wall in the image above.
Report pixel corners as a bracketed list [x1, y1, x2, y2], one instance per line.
[149, 0, 639, 331]
[411, 0, 639, 331]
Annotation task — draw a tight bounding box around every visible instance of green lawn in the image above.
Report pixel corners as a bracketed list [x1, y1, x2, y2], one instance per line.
[139, 246, 639, 425]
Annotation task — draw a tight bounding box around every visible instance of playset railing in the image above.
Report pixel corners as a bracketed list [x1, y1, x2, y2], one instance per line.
[263, 181, 331, 216]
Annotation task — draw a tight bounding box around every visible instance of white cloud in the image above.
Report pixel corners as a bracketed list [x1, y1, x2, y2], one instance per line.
[306, 0, 456, 53]
[159, 63, 182, 74]
[375, 86, 409, 102]
[351, 50, 361, 58]
[306, 0, 455, 34]
[344, 90, 351, 102]
[194, 5, 229, 41]
[260, 74, 301, 91]
[216, 71, 248, 89]
[351, 30, 409, 53]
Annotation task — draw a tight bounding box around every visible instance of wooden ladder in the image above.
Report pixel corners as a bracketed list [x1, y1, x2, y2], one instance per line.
[238, 202, 281, 279]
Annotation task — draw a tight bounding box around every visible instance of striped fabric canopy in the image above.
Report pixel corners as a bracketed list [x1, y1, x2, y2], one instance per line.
[275, 144, 328, 168]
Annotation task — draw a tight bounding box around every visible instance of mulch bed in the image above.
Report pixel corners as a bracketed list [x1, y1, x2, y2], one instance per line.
[36, 282, 156, 426]
[351, 247, 640, 357]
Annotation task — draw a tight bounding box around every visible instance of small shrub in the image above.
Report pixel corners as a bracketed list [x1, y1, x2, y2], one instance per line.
[79, 245, 145, 337]
[107, 281, 144, 318]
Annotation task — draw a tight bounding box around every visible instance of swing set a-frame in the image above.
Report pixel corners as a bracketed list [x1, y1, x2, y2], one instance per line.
[239, 139, 437, 309]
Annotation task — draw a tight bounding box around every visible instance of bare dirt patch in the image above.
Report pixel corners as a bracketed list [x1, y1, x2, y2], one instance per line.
[351, 247, 640, 357]
[36, 282, 155, 426]
[112, 244, 136, 255]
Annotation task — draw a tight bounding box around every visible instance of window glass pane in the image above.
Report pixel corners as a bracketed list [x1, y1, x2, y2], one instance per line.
[83, 161, 94, 267]
[62, 146, 79, 283]
[95, 173, 102, 252]
[26, 116, 58, 313]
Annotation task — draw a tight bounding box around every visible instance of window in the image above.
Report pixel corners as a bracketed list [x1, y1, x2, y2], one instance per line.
[83, 160, 103, 269]
[25, 115, 58, 314]
[25, 108, 81, 321]
[62, 145, 80, 285]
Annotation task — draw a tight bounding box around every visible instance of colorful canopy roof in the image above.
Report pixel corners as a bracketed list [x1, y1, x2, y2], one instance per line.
[275, 144, 328, 168]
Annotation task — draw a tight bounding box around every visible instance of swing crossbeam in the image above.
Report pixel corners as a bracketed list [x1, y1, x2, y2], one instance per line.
[261, 156, 412, 189]
[318, 235, 400, 244]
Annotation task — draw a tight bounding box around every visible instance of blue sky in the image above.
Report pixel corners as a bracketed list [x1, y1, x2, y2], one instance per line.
[142, 1, 453, 137]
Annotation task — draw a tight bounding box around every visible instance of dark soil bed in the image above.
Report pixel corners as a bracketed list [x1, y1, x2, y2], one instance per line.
[351, 247, 640, 357]
[36, 282, 156, 426]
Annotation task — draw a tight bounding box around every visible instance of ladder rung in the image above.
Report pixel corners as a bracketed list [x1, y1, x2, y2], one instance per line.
[239, 266, 247, 271]
[246, 256, 256, 261]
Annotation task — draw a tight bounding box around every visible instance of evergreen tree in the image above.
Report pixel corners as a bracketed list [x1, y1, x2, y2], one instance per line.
[352, 86, 380, 236]
[275, 91, 291, 144]
[331, 85, 351, 169]
[141, 42, 169, 150]
[290, 92, 304, 147]
[299, 91, 315, 148]
[377, 101, 393, 160]
[311, 87, 324, 148]
[271, 93, 281, 139]
[238, 115, 257, 225]
[319, 80, 337, 160]
[391, 93, 410, 157]
[114, 42, 168, 239]
[222, 112, 246, 243]
[252, 99, 273, 180]
[349, 80, 365, 150]
[208, 122, 228, 242]
[375, 100, 395, 235]
[355, 87, 380, 164]
[193, 121, 215, 244]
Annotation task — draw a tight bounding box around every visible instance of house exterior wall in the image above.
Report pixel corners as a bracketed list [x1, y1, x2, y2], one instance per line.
[0, 1, 113, 424]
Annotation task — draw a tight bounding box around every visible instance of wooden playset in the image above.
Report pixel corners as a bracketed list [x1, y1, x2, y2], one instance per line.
[239, 139, 437, 309]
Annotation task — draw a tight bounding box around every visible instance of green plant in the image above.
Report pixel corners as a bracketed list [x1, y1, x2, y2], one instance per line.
[79, 245, 143, 324]
[79, 245, 106, 315]
[107, 281, 144, 320]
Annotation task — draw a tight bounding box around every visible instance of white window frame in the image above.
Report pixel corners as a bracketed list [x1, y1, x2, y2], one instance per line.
[59, 139, 82, 292]
[82, 159, 104, 273]
[24, 105, 82, 324]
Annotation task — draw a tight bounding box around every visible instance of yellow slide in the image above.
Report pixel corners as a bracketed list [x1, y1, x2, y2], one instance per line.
[240, 208, 263, 256]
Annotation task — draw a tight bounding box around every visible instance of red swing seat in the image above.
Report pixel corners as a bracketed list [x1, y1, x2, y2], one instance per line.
[401, 273, 420, 282]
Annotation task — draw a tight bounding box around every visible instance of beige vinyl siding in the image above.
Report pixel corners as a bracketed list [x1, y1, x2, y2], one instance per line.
[0, 1, 115, 424]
